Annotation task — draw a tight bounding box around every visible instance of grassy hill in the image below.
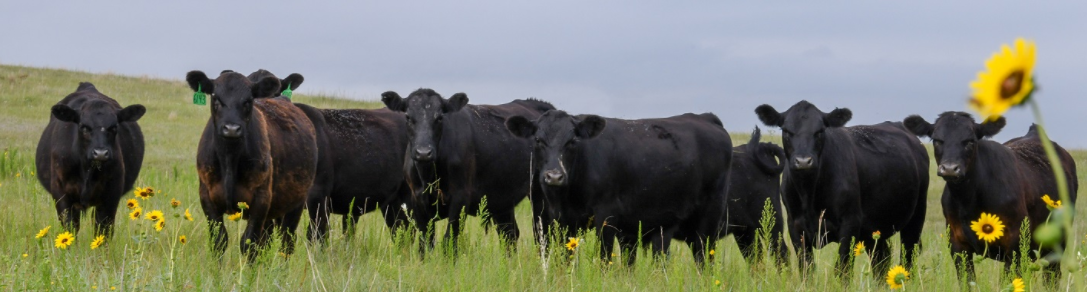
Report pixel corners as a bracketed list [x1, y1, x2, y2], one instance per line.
[0, 64, 1084, 291]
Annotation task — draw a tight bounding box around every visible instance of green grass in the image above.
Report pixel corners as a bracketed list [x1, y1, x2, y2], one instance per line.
[1, 64, 1086, 291]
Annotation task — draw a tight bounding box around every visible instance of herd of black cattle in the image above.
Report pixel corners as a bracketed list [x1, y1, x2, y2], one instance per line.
[34, 69, 1078, 282]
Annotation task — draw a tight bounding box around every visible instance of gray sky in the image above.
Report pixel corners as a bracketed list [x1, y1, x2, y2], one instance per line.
[3, 1, 1084, 146]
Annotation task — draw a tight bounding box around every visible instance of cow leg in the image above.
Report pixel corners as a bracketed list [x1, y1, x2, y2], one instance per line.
[55, 195, 80, 232]
[443, 199, 467, 256]
[648, 228, 674, 262]
[687, 236, 713, 267]
[618, 234, 639, 266]
[199, 184, 229, 258]
[734, 229, 758, 265]
[869, 237, 892, 280]
[411, 198, 437, 256]
[241, 188, 273, 262]
[306, 194, 331, 244]
[92, 195, 120, 239]
[342, 207, 362, 239]
[950, 249, 976, 285]
[279, 207, 304, 256]
[900, 200, 926, 271]
[381, 202, 409, 238]
[492, 209, 520, 254]
[597, 218, 618, 264]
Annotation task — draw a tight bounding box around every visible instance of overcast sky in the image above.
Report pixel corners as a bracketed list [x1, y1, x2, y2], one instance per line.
[3, 1, 1084, 146]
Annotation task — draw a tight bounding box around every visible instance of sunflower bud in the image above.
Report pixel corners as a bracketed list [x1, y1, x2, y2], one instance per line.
[872, 231, 882, 241]
[1034, 223, 1063, 246]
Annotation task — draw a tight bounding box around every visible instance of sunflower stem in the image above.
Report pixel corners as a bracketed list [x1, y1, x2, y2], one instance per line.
[1027, 99, 1073, 253]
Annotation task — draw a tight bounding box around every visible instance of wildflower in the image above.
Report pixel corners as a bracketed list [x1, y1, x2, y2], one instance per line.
[715, 280, 721, 286]
[872, 230, 881, 240]
[90, 235, 105, 249]
[854, 242, 866, 256]
[129, 207, 143, 220]
[22, 253, 27, 258]
[565, 237, 580, 251]
[55, 232, 75, 249]
[125, 199, 139, 209]
[179, 235, 187, 244]
[184, 208, 194, 221]
[154, 219, 166, 231]
[238, 202, 249, 210]
[709, 249, 715, 256]
[1011, 277, 1025, 292]
[133, 186, 155, 200]
[16, 172, 21, 178]
[971, 212, 1005, 243]
[92, 286, 97, 290]
[111, 287, 116, 290]
[227, 212, 242, 221]
[170, 198, 181, 208]
[969, 38, 1036, 122]
[1042, 194, 1061, 210]
[35, 225, 51, 239]
[145, 210, 164, 221]
[886, 265, 909, 289]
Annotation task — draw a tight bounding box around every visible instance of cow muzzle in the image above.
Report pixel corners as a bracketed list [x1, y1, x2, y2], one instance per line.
[414, 146, 434, 162]
[221, 123, 243, 138]
[937, 163, 962, 179]
[91, 148, 110, 162]
[543, 169, 566, 186]
[793, 156, 813, 170]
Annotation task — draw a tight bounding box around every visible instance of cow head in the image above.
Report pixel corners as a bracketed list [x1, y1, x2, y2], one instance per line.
[186, 70, 281, 139]
[903, 112, 1004, 181]
[382, 89, 468, 162]
[51, 83, 146, 166]
[756, 100, 851, 172]
[245, 69, 304, 97]
[506, 110, 605, 188]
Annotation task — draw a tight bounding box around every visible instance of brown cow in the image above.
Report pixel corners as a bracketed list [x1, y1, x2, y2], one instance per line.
[186, 70, 318, 260]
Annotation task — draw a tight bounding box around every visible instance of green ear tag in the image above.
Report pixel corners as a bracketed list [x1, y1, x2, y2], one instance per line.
[281, 83, 293, 100]
[193, 84, 207, 105]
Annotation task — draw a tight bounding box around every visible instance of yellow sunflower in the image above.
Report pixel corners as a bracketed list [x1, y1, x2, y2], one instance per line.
[184, 209, 194, 221]
[90, 235, 105, 250]
[969, 38, 1036, 122]
[227, 212, 242, 221]
[154, 219, 166, 232]
[179, 235, 187, 244]
[885, 265, 909, 289]
[54, 232, 75, 249]
[133, 186, 155, 200]
[129, 207, 143, 220]
[1042, 194, 1061, 210]
[1011, 277, 1025, 292]
[170, 198, 181, 208]
[145, 210, 164, 222]
[854, 242, 866, 256]
[565, 237, 580, 251]
[35, 225, 51, 239]
[971, 212, 1005, 243]
[125, 199, 139, 209]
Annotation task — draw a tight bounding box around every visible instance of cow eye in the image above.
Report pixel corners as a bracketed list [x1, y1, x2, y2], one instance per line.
[81, 126, 91, 135]
[782, 130, 792, 138]
[435, 115, 444, 123]
[406, 117, 414, 124]
[815, 130, 825, 138]
[107, 126, 117, 133]
[964, 141, 974, 150]
[565, 139, 577, 148]
[932, 140, 943, 148]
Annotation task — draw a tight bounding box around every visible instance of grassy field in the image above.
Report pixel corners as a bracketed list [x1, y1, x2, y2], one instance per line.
[1, 64, 1085, 291]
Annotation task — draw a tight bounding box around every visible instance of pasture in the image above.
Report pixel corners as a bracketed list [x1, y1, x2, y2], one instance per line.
[1, 64, 1085, 291]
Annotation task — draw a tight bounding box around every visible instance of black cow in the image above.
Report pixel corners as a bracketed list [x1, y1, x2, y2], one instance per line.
[719, 127, 787, 265]
[506, 110, 732, 265]
[755, 101, 929, 276]
[36, 82, 146, 238]
[187, 70, 318, 260]
[382, 89, 554, 254]
[904, 113, 1078, 284]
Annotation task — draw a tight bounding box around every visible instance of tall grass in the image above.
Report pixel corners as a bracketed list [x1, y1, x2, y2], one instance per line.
[1, 64, 1086, 290]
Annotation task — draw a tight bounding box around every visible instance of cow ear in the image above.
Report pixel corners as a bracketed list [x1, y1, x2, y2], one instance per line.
[186, 71, 215, 94]
[505, 116, 537, 138]
[52, 104, 80, 123]
[755, 104, 783, 127]
[281, 73, 304, 91]
[251, 76, 281, 98]
[381, 91, 406, 112]
[444, 93, 469, 113]
[903, 115, 934, 137]
[576, 115, 606, 139]
[976, 116, 1006, 139]
[824, 108, 852, 127]
[118, 104, 147, 123]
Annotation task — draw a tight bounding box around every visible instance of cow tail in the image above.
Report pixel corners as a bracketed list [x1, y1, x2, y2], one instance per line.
[751, 127, 786, 175]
